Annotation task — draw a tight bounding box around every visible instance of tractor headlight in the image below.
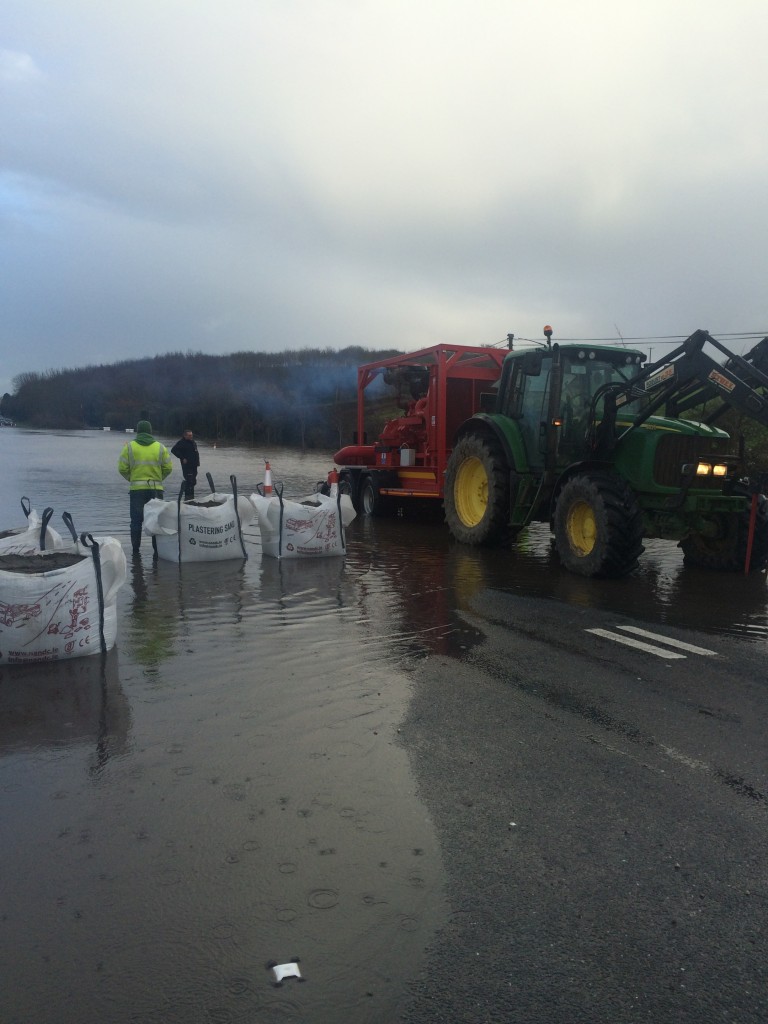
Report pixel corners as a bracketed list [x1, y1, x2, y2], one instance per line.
[685, 461, 730, 478]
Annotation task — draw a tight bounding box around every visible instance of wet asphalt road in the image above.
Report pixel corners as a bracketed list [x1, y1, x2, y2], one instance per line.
[398, 591, 768, 1023]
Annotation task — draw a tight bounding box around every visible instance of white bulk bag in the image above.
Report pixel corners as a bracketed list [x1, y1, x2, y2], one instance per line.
[250, 490, 356, 558]
[0, 500, 65, 555]
[143, 489, 255, 562]
[0, 535, 127, 664]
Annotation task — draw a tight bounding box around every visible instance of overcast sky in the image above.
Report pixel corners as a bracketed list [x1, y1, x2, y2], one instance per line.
[2, 0, 767, 396]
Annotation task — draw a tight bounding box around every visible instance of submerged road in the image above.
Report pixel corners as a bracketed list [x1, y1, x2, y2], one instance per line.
[398, 591, 768, 1023]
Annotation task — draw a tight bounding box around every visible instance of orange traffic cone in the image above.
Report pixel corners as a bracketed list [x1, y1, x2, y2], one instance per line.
[327, 468, 339, 497]
[263, 460, 273, 496]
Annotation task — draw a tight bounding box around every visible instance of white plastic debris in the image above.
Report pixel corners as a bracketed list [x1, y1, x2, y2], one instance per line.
[267, 959, 303, 985]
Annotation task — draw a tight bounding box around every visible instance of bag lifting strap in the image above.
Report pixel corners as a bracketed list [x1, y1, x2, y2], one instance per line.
[80, 533, 107, 655]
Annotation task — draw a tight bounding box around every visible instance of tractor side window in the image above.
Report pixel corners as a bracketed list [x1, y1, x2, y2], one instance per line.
[496, 359, 521, 418]
[518, 356, 552, 465]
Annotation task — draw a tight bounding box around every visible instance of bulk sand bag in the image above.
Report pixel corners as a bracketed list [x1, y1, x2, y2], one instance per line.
[143, 475, 255, 562]
[0, 534, 127, 664]
[0, 498, 65, 555]
[250, 486, 356, 559]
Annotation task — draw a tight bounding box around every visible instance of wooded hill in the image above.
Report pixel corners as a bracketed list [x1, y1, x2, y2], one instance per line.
[0, 347, 400, 449]
[3, 346, 768, 467]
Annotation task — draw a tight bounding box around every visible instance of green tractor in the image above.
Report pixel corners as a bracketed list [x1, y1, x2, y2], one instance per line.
[444, 328, 768, 577]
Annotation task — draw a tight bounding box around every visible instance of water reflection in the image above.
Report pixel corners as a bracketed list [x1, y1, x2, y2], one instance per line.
[345, 519, 488, 658]
[126, 555, 257, 668]
[258, 553, 349, 610]
[653, 560, 768, 640]
[125, 555, 181, 666]
[172, 558, 249, 623]
[0, 648, 131, 767]
[343, 518, 768, 647]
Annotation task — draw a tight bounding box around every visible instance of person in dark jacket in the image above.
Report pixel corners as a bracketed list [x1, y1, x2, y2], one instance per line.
[171, 429, 200, 500]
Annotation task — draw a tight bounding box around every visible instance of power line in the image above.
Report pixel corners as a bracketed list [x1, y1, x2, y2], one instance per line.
[508, 331, 768, 345]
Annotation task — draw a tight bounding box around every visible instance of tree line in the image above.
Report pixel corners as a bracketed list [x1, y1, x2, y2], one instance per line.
[0, 347, 401, 448]
[3, 346, 768, 468]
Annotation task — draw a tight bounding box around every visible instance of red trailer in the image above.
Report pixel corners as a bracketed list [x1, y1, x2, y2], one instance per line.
[334, 343, 506, 515]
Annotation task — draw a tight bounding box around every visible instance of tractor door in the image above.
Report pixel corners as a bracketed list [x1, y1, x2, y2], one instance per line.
[495, 348, 557, 470]
[516, 352, 553, 470]
[559, 360, 592, 455]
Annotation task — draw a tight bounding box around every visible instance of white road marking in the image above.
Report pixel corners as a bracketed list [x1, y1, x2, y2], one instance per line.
[586, 628, 686, 659]
[659, 744, 711, 772]
[615, 625, 716, 656]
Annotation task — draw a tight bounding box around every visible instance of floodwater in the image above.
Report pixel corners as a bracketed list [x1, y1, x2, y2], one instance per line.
[1, 429, 768, 1024]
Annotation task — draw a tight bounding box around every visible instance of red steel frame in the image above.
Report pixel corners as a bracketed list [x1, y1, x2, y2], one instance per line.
[352, 343, 506, 500]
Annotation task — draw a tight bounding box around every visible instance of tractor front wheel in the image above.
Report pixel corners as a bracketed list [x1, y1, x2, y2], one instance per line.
[681, 496, 768, 571]
[554, 472, 644, 578]
[444, 434, 510, 546]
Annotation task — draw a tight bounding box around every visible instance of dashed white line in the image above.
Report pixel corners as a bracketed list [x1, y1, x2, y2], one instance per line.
[615, 626, 716, 656]
[586, 628, 687, 659]
[586, 625, 717, 659]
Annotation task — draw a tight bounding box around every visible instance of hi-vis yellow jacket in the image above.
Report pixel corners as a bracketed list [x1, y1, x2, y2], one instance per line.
[118, 439, 173, 492]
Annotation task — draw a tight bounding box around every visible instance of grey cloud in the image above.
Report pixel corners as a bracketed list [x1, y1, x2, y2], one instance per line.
[1, 0, 767, 396]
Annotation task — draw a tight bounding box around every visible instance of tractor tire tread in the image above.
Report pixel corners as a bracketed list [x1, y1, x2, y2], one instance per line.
[444, 434, 510, 547]
[554, 471, 644, 578]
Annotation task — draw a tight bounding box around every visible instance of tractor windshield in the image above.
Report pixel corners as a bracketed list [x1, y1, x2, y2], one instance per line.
[561, 350, 646, 417]
[559, 350, 646, 450]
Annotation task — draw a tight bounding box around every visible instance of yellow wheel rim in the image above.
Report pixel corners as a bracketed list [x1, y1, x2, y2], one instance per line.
[454, 456, 488, 527]
[566, 500, 596, 556]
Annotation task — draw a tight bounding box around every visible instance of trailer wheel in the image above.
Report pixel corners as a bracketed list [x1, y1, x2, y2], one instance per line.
[360, 476, 385, 517]
[681, 496, 768, 571]
[554, 472, 644, 578]
[444, 434, 510, 546]
[338, 471, 357, 512]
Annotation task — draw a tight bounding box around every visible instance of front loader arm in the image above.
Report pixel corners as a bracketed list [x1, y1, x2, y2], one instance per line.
[668, 335, 768, 422]
[589, 330, 768, 457]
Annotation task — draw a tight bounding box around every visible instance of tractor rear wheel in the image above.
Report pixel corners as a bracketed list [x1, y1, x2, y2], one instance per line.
[681, 496, 768, 571]
[554, 472, 644, 578]
[444, 434, 510, 546]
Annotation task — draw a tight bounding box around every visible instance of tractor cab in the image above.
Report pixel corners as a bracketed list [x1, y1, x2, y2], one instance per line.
[495, 344, 646, 468]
